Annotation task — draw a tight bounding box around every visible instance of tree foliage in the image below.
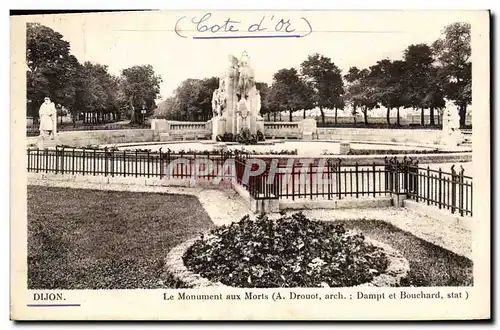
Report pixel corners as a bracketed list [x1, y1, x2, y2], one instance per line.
[121, 65, 162, 123]
[368, 59, 408, 125]
[267, 68, 314, 121]
[27, 23, 162, 125]
[300, 53, 344, 124]
[26, 23, 78, 117]
[154, 77, 217, 121]
[344, 67, 377, 125]
[432, 22, 471, 127]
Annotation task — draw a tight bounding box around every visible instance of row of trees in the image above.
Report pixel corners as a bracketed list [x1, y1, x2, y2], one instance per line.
[267, 22, 471, 127]
[27, 23, 162, 125]
[157, 22, 471, 127]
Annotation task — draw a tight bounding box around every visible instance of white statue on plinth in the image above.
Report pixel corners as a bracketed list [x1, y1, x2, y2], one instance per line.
[38, 96, 57, 140]
[441, 105, 463, 146]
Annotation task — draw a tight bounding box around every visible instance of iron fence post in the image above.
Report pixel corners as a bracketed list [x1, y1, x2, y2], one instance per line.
[438, 168, 443, 209]
[451, 165, 457, 214]
[104, 147, 109, 176]
[459, 166, 465, 216]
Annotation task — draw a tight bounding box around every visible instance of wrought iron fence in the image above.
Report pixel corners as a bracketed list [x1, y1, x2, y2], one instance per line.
[409, 165, 472, 216]
[26, 148, 473, 217]
[26, 147, 232, 180]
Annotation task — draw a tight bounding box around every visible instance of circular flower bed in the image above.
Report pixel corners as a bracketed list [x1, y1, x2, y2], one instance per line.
[168, 213, 409, 288]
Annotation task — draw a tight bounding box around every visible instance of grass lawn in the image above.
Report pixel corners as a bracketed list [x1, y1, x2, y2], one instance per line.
[27, 185, 214, 289]
[341, 220, 473, 287]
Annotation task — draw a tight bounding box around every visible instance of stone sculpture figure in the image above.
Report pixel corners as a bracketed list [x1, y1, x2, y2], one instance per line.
[236, 51, 255, 100]
[211, 78, 228, 117]
[441, 106, 463, 146]
[211, 90, 221, 116]
[38, 96, 57, 139]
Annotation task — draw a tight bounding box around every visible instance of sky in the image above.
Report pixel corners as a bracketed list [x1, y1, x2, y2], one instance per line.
[22, 10, 474, 102]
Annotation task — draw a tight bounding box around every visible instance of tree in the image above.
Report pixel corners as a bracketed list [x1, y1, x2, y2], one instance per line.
[369, 59, 408, 125]
[199, 77, 219, 120]
[300, 53, 344, 124]
[267, 68, 313, 122]
[432, 22, 471, 127]
[73, 62, 122, 124]
[421, 66, 446, 126]
[154, 97, 180, 120]
[26, 23, 79, 118]
[167, 77, 218, 121]
[171, 79, 204, 121]
[121, 65, 162, 123]
[255, 82, 271, 120]
[344, 67, 378, 125]
[403, 44, 435, 126]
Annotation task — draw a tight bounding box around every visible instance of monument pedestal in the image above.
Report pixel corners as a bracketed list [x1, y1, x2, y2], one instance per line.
[256, 117, 264, 134]
[299, 118, 317, 141]
[212, 117, 227, 140]
[441, 130, 464, 147]
[36, 136, 60, 149]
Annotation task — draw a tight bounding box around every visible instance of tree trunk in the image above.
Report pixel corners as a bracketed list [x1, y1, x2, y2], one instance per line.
[363, 108, 368, 125]
[334, 108, 338, 125]
[386, 108, 390, 125]
[459, 104, 467, 128]
[430, 108, 435, 126]
[396, 107, 401, 126]
[421, 108, 425, 126]
[129, 97, 136, 123]
[279, 112, 282, 121]
[273, 112, 277, 121]
[320, 107, 325, 124]
[303, 109, 306, 119]
[289, 109, 293, 122]
[267, 113, 270, 121]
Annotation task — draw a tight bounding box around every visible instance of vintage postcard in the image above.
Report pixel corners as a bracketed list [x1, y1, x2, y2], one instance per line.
[10, 9, 490, 320]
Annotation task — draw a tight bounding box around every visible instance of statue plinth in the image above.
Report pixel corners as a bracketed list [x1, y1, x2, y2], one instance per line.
[36, 135, 60, 149]
[211, 116, 226, 140]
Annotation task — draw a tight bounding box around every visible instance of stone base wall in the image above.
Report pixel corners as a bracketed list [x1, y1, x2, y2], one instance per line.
[317, 128, 443, 144]
[30, 129, 156, 147]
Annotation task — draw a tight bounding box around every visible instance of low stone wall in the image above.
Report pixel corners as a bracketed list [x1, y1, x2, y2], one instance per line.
[27, 172, 235, 190]
[152, 119, 211, 141]
[253, 152, 471, 165]
[279, 197, 393, 211]
[263, 119, 317, 140]
[317, 128, 443, 144]
[31, 129, 156, 147]
[264, 122, 302, 139]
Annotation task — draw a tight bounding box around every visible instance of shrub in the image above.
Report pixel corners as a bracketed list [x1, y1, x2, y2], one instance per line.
[183, 213, 389, 288]
[235, 128, 258, 145]
[216, 132, 234, 142]
[256, 130, 265, 142]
